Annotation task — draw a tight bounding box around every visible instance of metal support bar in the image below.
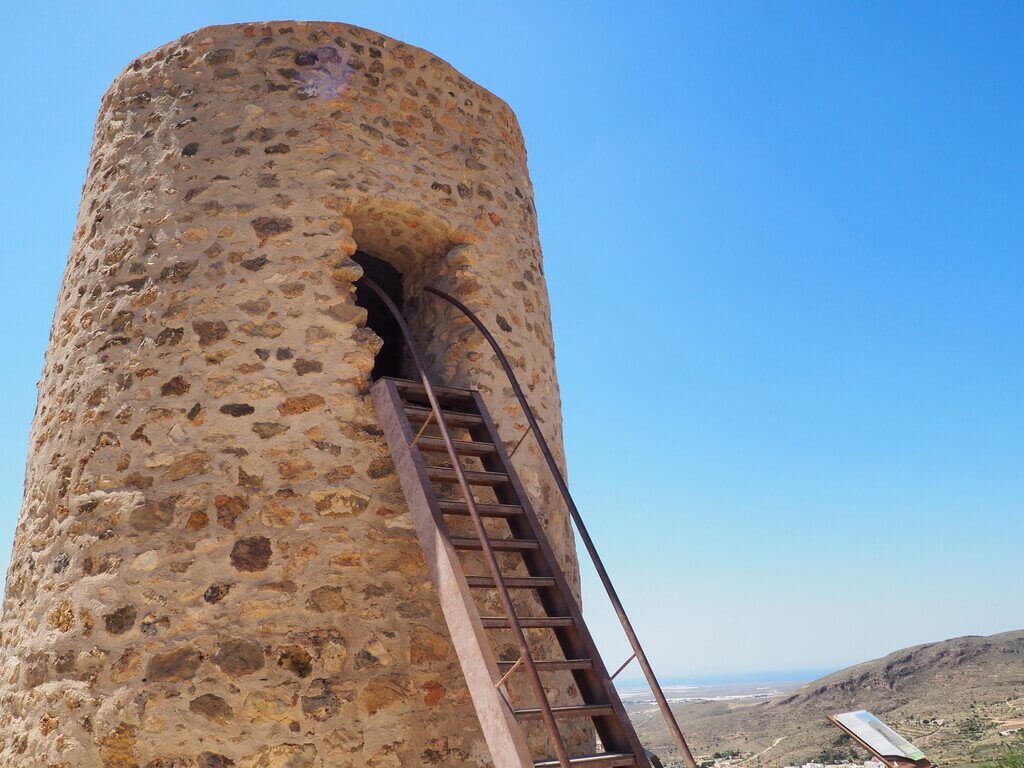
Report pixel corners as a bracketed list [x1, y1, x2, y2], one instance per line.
[495, 657, 525, 689]
[412, 409, 435, 445]
[361, 277, 573, 768]
[425, 285, 699, 768]
[507, 425, 532, 460]
[611, 653, 637, 681]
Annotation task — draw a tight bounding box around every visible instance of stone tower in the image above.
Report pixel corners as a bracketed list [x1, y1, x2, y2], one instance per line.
[0, 22, 585, 768]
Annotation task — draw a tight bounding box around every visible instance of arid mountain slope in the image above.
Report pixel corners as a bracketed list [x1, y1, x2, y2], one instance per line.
[636, 630, 1024, 768]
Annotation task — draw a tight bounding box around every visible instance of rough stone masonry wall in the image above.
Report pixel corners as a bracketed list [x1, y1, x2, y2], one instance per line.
[0, 21, 589, 768]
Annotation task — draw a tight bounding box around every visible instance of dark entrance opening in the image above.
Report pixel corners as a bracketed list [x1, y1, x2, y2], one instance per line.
[353, 251, 405, 381]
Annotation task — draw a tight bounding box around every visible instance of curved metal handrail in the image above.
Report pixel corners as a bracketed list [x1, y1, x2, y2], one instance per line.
[424, 285, 699, 768]
[360, 277, 574, 768]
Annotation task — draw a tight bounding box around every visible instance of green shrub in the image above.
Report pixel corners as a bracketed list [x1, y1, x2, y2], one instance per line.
[960, 715, 994, 740]
[988, 740, 1024, 768]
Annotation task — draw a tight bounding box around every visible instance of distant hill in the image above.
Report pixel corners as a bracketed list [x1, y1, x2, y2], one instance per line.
[635, 630, 1024, 768]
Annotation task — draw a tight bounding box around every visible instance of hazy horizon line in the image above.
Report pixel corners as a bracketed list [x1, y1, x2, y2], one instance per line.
[615, 666, 837, 689]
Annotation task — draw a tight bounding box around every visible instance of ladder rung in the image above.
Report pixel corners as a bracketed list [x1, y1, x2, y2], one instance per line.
[535, 754, 637, 768]
[465, 575, 556, 589]
[515, 704, 614, 721]
[427, 466, 509, 486]
[481, 616, 574, 629]
[499, 659, 593, 672]
[452, 537, 539, 552]
[417, 436, 497, 456]
[440, 500, 523, 518]
[405, 405, 482, 428]
[389, 377, 476, 403]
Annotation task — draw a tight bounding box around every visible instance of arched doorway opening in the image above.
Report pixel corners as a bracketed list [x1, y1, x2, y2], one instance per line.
[353, 250, 406, 381]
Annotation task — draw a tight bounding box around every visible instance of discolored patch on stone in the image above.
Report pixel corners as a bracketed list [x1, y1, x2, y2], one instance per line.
[203, 583, 233, 604]
[367, 456, 394, 479]
[422, 680, 446, 707]
[264, 143, 291, 155]
[104, 605, 137, 635]
[354, 648, 382, 671]
[311, 488, 369, 517]
[161, 376, 190, 396]
[198, 753, 235, 768]
[166, 451, 209, 481]
[293, 358, 322, 376]
[278, 394, 325, 416]
[304, 325, 334, 345]
[125, 472, 154, 489]
[241, 255, 269, 271]
[204, 48, 235, 65]
[250, 216, 292, 243]
[261, 497, 295, 527]
[156, 327, 184, 346]
[410, 625, 451, 666]
[277, 645, 313, 678]
[110, 648, 141, 683]
[241, 744, 315, 768]
[276, 456, 315, 481]
[129, 497, 176, 531]
[146, 752, 196, 767]
[219, 403, 255, 417]
[230, 536, 272, 572]
[190, 693, 233, 724]
[23, 652, 46, 686]
[238, 467, 264, 491]
[193, 319, 229, 346]
[325, 301, 365, 324]
[252, 421, 289, 439]
[298, 630, 349, 674]
[240, 320, 286, 338]
[146, 646, 202, 682]
[239, 297, 271, 314]
[245, 127, 276, 142]
[306, 586, 347, 613]
[98, 722, 138, 768]
[140, 614, 169, 637]
[131, 425, 151, 445]
[242, 690, 293, 724]
[301, 678, 340, 721]
[182, 142, 200, 157]
[214, 495, 248, 529]
[212, 638, 265, 676]
[358, 674, 414, 716]
[159, 260, 197, 284]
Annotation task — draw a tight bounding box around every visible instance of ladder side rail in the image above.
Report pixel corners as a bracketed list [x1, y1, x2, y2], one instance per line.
[360, 277, 573, 768]
[424, 285, 699, 768]
[470, 392, 653, 768]
[373, 378, 534, 768]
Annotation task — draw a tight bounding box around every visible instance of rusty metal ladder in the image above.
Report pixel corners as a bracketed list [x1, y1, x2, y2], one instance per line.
[365, 278, 695, 768]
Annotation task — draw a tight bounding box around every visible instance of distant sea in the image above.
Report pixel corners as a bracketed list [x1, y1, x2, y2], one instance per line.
[616, 669, 835, 706]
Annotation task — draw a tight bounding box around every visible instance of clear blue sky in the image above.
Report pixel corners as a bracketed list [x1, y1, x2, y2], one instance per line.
[1, 1, 1021, 681]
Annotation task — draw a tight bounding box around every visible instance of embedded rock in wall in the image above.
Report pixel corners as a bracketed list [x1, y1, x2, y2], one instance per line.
[0, 20, 585, 767]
